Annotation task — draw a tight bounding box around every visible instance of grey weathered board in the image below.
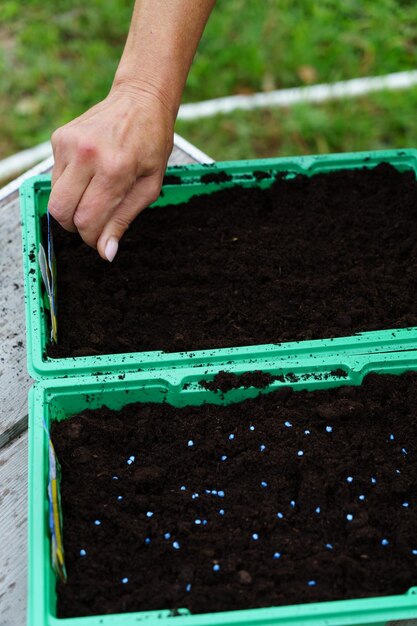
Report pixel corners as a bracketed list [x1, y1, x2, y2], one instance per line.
[0, 191, 32, 443]
[0, 433, 28, 626]
[0, 139, 211, 626]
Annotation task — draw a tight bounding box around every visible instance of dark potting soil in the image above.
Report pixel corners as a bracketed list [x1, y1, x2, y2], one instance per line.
[199, 368, 349, 393]
[200, 370, 281, 393]
[47, 163, 417, 358]
[53, 372, 417, 618]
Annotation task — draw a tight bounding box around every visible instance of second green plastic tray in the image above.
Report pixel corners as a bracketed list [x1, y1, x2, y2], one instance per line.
[28, 352, 417, 626]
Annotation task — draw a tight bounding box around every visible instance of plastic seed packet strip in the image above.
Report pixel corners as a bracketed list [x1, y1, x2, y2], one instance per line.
[38, 211, 58, 343]
[43, 419, 67, 583]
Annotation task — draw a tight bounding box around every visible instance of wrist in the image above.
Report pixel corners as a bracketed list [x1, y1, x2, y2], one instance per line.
[111, 71, 180, 125]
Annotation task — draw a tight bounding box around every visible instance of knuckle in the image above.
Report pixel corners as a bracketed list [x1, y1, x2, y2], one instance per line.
[112, 213, 130, 232]
[48, 198, 68, 220]
[48, 203, 62, 221]
[146, 186, 160, 205]
[48, 207, 75, 232]
[73, 200, 103, 231]
[76, 141, 97, 163]
[141, 157, 161, 177]
[73, 209, 90, 230]
[51, 128, 63, 146]
[48, 199, 59, 214]
[101, 156, 126, 181]
[80, 231, 98, 248]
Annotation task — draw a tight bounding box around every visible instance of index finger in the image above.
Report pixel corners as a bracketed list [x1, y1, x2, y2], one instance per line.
[48, 164, 93, 232]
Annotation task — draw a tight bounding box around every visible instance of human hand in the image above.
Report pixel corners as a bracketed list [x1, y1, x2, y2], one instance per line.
[49, 86, 174, 261]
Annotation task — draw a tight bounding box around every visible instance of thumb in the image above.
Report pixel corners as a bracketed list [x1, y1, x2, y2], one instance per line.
[97, 176, 161, 261]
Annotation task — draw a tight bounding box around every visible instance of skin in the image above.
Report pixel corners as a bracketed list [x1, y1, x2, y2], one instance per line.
[49, 0, 216, 261]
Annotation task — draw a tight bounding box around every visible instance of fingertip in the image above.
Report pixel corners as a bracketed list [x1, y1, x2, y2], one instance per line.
[99, 236, 119, 262]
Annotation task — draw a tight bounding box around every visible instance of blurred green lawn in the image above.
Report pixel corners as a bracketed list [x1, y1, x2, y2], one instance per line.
[1, 0, 417, 161]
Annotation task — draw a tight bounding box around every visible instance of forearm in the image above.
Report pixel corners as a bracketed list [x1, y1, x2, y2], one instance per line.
[112, 0, 216, 121]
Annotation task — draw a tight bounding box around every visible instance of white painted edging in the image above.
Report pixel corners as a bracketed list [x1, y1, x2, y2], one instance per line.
[0, 154, 54, 204]
[177, 69, 417, 120]
[0, 141, 52, 183]
[173, 132, 214, 164]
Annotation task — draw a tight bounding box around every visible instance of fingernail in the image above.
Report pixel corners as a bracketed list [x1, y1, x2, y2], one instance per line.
[105, 237, 118, 262]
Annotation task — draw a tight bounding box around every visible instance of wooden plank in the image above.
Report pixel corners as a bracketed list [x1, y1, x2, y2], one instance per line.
[0, 433, 28, 626]
[0, 194, 32, 438]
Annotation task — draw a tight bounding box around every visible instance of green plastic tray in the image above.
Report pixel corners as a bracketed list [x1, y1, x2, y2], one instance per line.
[28, 352, 417, 626]
[20, 149, 417, 381]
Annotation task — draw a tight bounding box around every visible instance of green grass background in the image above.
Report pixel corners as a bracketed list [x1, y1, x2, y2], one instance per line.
[1, 0, 417, 161]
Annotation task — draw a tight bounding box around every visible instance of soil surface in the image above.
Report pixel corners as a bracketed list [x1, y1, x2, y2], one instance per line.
[47, 163, 417, 358]
[53, 372, 417, 617]
[200, 370, 281, 392]
[199, 368, 348, 393]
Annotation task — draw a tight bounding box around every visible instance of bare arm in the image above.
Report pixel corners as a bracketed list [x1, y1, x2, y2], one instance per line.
[49, 0, 216, 261]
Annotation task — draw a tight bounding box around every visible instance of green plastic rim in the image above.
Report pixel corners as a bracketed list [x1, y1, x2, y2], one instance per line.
[28, 352, 417, 626]
[20, 149, 417, 381]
